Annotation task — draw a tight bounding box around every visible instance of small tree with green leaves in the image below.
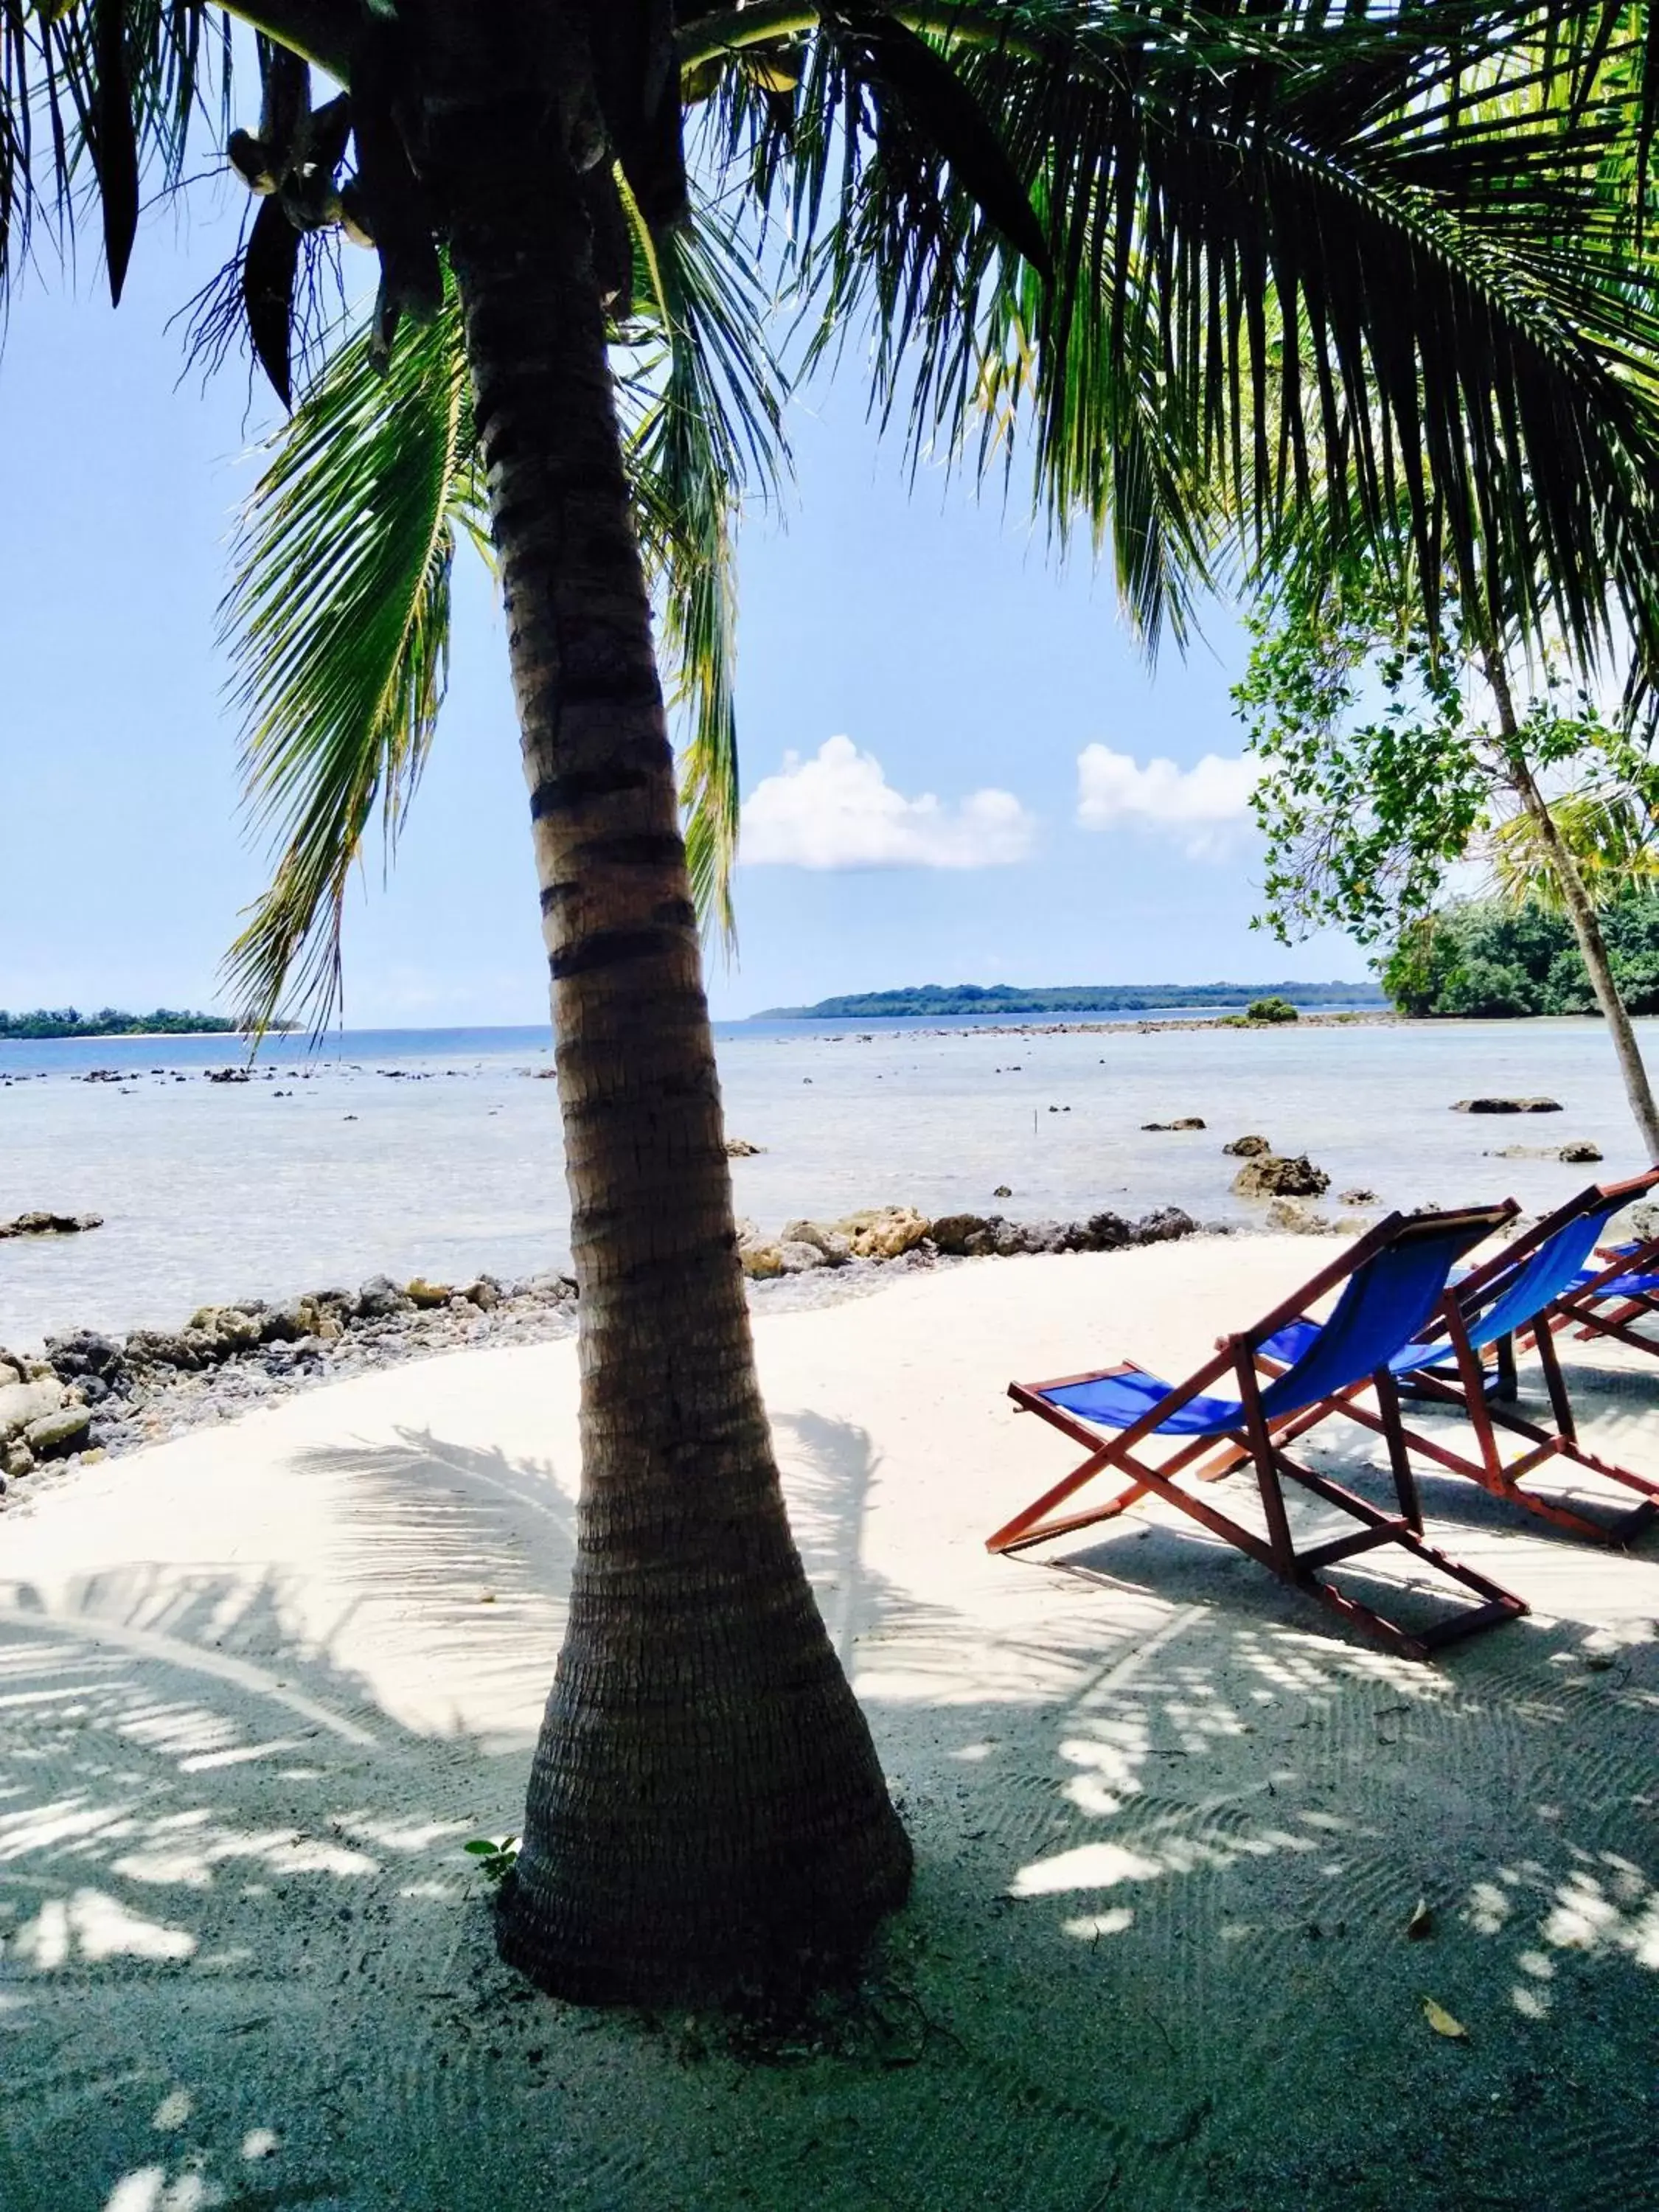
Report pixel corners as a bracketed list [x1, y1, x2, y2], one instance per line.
[1234, 549, 1659, 1155]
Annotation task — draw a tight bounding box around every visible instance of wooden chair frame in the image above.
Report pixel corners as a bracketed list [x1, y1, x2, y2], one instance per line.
[1240, 1176, 1659, 1548]
[1543, 1222, 1659, 1363]
[988, 1207, 1527, 1662]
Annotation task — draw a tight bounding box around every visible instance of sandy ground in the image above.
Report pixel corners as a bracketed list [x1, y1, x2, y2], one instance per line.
[2, 1236, 1657, 2212]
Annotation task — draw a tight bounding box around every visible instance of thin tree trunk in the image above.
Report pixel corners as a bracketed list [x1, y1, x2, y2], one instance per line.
[425, 55, 910, 2003]
[1484, 652, 1659, 1161]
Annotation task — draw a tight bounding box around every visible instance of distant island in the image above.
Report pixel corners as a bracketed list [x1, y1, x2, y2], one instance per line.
[754, 980, 1388, 1020]
[0, 1006, 250, 1040]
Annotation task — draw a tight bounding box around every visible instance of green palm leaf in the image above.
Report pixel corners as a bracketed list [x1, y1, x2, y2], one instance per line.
[221, 195, 786, 1026]
[704, 1, 1659, 661]
[623, 198, 789, 944]
[1490, 786, 1659, 908]
[220, 273, 484, 1035]
[1, 0, 230, 302]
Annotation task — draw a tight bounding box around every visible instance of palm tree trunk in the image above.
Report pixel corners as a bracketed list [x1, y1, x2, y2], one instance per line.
[428, 85, 910, 2003]
[1484, 653, 1659, 1161]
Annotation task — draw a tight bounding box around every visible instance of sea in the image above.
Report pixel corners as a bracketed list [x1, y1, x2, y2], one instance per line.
[1, 1010, 1654, 1349]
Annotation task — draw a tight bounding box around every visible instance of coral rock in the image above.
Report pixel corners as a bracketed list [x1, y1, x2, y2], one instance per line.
[1232, 1153, 1331, 1200]
[1452, 1096, 1562, 1114]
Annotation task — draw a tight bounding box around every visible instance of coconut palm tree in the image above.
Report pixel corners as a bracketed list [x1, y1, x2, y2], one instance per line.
[11, 0, 1659, 2003]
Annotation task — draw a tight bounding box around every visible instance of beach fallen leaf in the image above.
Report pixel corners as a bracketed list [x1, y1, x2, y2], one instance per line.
[1406, 1898, 1434, 1941]
[1423, 1997, 1467, 2039]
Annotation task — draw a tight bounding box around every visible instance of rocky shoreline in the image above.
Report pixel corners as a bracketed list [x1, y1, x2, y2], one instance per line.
[0, 1200, 1214, 1502]
[11, 1090, 1633, 1506]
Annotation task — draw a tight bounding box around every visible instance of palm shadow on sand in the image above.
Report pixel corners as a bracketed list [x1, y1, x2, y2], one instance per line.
[0, 1406, 1655, 2211]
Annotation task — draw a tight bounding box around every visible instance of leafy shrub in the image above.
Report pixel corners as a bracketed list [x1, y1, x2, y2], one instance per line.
[1245, 995, 1299, 1023]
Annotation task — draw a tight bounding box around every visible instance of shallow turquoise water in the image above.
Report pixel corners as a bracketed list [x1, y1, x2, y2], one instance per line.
[1, 1015, 1650, 1345]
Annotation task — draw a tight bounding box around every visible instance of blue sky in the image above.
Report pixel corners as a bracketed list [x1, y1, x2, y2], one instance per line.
[1, 181, 1362, 1026]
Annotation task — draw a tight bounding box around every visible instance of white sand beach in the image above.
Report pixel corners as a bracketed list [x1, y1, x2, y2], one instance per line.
[3, 1236, 1657, 2211]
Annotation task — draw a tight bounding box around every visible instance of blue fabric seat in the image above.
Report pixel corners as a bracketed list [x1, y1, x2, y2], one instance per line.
[1569, 1260, 1659, 1298]
[1038, 1218, 1484, 1440]
[1256, 1198, 1630, 1383]
[1042, 1201, 1632, 1443]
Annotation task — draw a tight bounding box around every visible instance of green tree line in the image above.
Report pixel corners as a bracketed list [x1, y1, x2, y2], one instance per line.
[764, 981, 1383, 1019]
[0, 1009, 238, 1040]
[1384, 894, 1659, 1019]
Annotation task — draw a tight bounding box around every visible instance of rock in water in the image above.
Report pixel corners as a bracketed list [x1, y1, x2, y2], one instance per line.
[1222, 1134, 1271, 1157]
[1557, 1141, 1604, 1164]
[723, 1137, 765, 1157]
[1141, 1117, 1206, 1131]
[0, 1211, 104, 1239]
[1232, 1153, 1331, 1200]
[1451, 1096, 1562, 1114]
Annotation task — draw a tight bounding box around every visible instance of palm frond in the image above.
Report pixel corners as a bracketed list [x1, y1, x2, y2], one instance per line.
[220, 180, 789, 1027]
[621, 192, 790, 945]
[1490, 785, 1659, 908]
[1, 0, 232, 305]
[220, 271, 484, 1036]
[706, 0, 1659, 663]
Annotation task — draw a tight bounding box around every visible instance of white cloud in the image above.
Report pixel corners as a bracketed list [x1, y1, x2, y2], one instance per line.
[740, 736, 1037, 871]
[1074, 743, 1259, 857]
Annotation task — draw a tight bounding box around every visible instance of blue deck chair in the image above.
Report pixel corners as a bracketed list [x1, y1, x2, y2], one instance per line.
[990, 1204, 1525, 1660]
[1541, 1185, 1659, 1366]
[1248, 1174, 1659, 1546]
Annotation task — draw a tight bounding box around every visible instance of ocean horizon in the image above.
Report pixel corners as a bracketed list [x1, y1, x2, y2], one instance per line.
[0, 995, 1388, 1068]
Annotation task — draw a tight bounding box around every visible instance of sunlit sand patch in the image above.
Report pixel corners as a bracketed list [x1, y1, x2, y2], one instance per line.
[10, 1888, 196, 1968]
